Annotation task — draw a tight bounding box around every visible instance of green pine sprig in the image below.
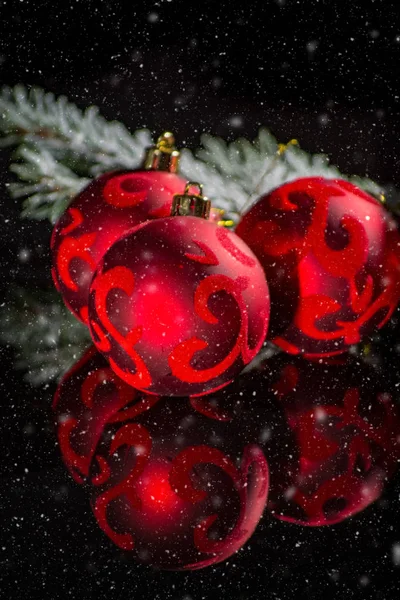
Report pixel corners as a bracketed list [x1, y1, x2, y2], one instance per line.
[0, 289, 90, 386]
[0, 85, 153, 222]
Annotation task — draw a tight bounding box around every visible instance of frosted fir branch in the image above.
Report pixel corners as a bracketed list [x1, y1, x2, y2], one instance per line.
[0, 85, 154, 223]
[0, 85, 153, 174]
[180, 129, 385, 223]
[8, 144, 91, 223]
[0, 85, 392, 224]
[0, 289, 91, 385]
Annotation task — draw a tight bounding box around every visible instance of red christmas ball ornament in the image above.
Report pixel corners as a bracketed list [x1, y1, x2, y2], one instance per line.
[236, 177, 400, 357]
[53, 348, 269, 571]
[51, 132, 189, 324]
[88, 185, 270, 396]
[224, 354, 400, 526]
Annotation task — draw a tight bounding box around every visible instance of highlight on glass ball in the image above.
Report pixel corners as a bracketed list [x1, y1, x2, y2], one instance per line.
[87, 184, 270, 397]
[236, 177, 400, 357]
[53, 347, 269, 571]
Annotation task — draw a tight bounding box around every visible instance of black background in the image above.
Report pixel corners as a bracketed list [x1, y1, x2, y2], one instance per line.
[1, 0, 400, 598]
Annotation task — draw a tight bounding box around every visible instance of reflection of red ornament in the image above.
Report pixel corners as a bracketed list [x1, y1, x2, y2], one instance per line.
[226, 354, 400, 526]
[51, 170, 188, 324]
[52, 346, 158, 484]
[236, 177, 400, 357]
[88, 216, 270, 396]
[53, 348, 269, 571]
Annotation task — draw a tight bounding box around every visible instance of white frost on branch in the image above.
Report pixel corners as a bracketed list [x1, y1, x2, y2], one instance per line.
[0, 289, 91, 385]
[0, 85, 387, 223]
[180, 130, 384, 222]
[0, 85, 153, 173]
[8, 145, 90, 223]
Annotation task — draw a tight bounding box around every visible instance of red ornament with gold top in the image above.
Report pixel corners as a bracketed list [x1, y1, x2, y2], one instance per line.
[87, 183, 270, 397]
[236, 177, 400, 357]
[51, 133, 189, 324]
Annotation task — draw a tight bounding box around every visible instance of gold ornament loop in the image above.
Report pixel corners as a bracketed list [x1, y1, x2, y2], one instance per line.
[143, 131, 180, 172]
[277, 138, 299, 156]
[184, 181, 203, 195]
[156, 131, 176, 153]
[171, 181, 211, 220]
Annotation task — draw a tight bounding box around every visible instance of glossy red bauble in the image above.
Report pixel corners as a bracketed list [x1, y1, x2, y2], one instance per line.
[53, 348, 269, 571]
[88, 216, 270, 397]
[236, 177, 400, 357]
[221, 354, 400, 526]
[51, 170, 188, 324]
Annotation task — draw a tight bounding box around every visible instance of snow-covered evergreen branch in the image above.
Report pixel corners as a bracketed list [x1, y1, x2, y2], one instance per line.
[0, 289, 90, 385]
[0, 85, 154, 221]
[0, 84, 153, 172]
[180, 131, 385, 223]
[8, 145, 90, 222]
[1, 84, 392, 225]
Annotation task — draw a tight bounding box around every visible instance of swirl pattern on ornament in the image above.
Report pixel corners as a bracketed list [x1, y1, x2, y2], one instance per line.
[103, 174, 149, 207]
[91, 434, 269, 564]
[57, 232, 97, 292]
[93, 423, 152, 551]
[54, 356, 155, 484]
[55, 208, 97, 292]
[170, 444, 269, 570]
[238, 177, 400, 355]
[168, 274, 255, 383]
[89, 266, 152, 389]
[89, 224, 269, 393]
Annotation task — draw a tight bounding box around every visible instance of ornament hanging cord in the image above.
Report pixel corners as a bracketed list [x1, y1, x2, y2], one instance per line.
[239, 138, 299, 217]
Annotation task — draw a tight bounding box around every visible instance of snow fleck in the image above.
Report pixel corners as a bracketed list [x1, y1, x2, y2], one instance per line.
[18, 248, 31, 263]
[392, 543, 400, 565]
[317, 113, 330, 126]
[283, 486, 297, 500]
[315, 406, 328, 423]
[259, 427, 271, 443]
[229, 115, 244, 128]
[306, 40, 319, 55]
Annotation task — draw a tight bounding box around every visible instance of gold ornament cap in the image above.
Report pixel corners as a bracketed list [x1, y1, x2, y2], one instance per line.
[143, 131, 180, 173]
[171, 182, 211, 220]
